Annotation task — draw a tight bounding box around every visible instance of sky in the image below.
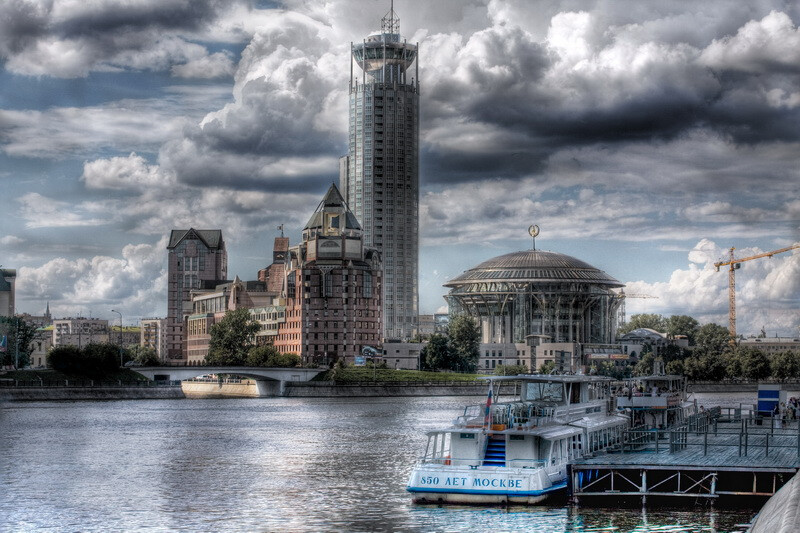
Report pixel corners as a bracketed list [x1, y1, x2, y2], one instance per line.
[1, 0, 799, 338]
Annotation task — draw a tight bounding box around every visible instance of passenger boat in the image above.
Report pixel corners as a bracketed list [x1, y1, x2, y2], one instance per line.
[615, 360, 696, 429]
[406, 374, 629, 504]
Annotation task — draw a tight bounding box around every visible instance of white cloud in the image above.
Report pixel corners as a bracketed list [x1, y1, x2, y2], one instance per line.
[81, 152, 173, 190]
[171, 51, 236, 78]
[16, 237, 169, 320]
[18, 193, 108, 229]
[1, 235, 24, 246]
[625, 239, 800, 336]
[700, 11, 800, 74]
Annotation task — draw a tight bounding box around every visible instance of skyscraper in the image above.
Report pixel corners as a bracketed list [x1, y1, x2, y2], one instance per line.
[166, 229, 227, 363]
[340, 4, 419, 340]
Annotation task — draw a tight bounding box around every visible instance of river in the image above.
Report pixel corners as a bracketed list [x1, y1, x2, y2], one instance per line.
[0, 393, 762, 532]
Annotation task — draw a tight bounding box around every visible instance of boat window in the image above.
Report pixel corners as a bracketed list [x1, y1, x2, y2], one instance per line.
[459, 433, 475, 439]
[525, 382, 563, 402]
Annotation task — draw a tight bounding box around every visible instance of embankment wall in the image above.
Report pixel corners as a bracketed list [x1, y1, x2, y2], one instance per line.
[0, 386, 184, 401]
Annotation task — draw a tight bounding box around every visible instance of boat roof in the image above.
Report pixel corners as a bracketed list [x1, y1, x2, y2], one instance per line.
[481, 374, 614, 384]
[568, 415, 629, 430]
[529, 425, 584, 439]
[629, 374, 685, 381]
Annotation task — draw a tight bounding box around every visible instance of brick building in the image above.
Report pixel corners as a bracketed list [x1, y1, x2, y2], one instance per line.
[166, 229, 227, 364]
[273, 184, 382, 365]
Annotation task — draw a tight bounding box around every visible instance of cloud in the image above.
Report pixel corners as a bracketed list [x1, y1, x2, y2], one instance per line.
[18, 192, 108, 228]
[700, 11, 800, 74]
[625, 239, 800, 336]
[81, 152, 173, 190]
[0, 0, 249, 78]
[1, 235, 24, 246]
[171, 51, 235, 78]
[16, 236, 169, 320]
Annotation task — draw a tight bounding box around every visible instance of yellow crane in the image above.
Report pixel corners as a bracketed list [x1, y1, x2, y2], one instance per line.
[714, 244, 800, 343]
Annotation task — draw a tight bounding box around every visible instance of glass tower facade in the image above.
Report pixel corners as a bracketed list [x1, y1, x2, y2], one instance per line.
[340, 7, 419, 340]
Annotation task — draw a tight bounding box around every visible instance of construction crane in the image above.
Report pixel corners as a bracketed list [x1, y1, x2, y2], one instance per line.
[714, 244, 800, 344]
[616, 289, 658, 326]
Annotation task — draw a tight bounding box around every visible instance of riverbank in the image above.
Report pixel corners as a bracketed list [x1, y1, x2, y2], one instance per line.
[0, 383, 184, 401]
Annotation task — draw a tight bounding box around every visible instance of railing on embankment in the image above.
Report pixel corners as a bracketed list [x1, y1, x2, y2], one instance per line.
[0, 378, 184, 401]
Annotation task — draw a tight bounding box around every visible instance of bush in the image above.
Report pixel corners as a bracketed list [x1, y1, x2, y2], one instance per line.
[46, 343, 121, 376]
[246, 346, 301, 367]
[494, 364, 528, 376]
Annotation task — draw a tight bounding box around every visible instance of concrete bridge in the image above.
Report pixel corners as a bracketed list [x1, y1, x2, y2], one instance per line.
[132, 366, 325, 396]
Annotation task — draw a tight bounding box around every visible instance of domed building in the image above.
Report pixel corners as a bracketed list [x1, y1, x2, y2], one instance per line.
[445, 250, 624, 351]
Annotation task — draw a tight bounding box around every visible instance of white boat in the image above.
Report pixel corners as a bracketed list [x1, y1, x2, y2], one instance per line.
[406, 374, 629, 505]
[615, 360, 696, 429]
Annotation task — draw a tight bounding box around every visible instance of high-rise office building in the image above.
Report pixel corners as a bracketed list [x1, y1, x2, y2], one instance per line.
[166, 229, 227, 363]
[340, 5, 419, 341]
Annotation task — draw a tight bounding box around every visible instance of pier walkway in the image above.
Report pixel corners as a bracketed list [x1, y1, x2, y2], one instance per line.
[570, 410, 800, 503]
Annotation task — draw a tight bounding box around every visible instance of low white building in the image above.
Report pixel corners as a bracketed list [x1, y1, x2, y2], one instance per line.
[140, 318, 168, 360]
[52, 318, 109, 348]
[740, 337, 800, 355]
[382, 342, 424, 370]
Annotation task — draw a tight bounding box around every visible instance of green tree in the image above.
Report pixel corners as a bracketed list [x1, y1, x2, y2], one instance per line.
[206, 308, 260, 366]
[47, 345, 82, 373]
[421, 333, 450, 371]
[127, 345, 160, 366]
[694, 323, 731, 357]
[82, 343, 122, 375]
[771, 351, 800, 380]
[738, 347, 771, 381]
[494, 364, 528, 376]
[0, 316, 37, 369]
[634, 353, 655, 376]
[618, 313, 667, 336]
[665, 315, 700, 345]
[539, 360, 556, 374]
[701, 352, 728, 381]
[447, 315, 480, 373]
[246, 345, 281, 366]
[665, 359, 684, 376]
[247, 345, 301, 367]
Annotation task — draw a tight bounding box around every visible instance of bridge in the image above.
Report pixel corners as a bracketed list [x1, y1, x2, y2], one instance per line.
[132, 366, 325, 396]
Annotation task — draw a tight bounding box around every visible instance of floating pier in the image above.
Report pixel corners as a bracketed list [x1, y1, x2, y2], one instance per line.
[569, 408, 800, 504]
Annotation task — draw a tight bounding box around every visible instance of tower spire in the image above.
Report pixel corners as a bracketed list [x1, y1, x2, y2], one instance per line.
[382, 0, 399, 34]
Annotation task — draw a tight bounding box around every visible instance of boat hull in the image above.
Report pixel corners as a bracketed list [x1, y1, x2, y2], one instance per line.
[407, 464, 566, 505]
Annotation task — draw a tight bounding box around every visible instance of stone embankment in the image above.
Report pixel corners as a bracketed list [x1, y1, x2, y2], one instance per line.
[181, 379, 498, 398]
[0, 381, 184, 401]
[748, 472, 800, 533]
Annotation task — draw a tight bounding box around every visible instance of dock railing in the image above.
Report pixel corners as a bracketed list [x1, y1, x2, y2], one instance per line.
[620, 410, 800, 458]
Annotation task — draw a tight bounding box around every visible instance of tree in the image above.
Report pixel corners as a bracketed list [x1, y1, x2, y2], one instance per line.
[694, 323, 731, 357]
[206, 308, 260, 366]
[246, 345, 300, 367]
[634, 353, 655, 376]
[738, 347, 771, 381]
[665, 359, 684, 376]
[421, 333, 450, 371]
[539, 361, 556, 374]
[81, 343, 122, 375]
[771, 351, 800, 380]
[127, 345, 159, 366]
[0, 316, 37, 369]
[448, 315, 480, 373]
[665, 315, 700, 345]
[494, 364, 528, 376]
[618, 314, 667, 336]
[47, 345, 82, 373]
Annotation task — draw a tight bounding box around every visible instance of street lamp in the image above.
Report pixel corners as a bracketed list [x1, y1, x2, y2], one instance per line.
[111, 309, 123, 367]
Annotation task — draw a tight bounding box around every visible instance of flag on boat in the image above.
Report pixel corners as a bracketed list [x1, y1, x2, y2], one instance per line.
[484, 384, 493, 427]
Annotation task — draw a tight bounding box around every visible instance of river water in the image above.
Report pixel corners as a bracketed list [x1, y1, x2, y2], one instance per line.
[1, 393, 760, 532]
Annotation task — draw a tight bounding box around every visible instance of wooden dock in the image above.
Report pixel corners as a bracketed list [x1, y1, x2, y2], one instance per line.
[569, 410, 800, 504]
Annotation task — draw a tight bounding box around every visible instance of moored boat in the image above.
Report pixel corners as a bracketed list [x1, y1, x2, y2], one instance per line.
[406, 374, 629, 504]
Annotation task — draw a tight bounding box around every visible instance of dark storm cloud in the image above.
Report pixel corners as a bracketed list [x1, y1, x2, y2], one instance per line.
[0, 0, 248, 77]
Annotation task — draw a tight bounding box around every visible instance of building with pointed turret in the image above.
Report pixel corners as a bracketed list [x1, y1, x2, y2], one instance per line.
[340, 4, 419, 341]
[166, 228, 228, 363]
[274, 184, 382, 364]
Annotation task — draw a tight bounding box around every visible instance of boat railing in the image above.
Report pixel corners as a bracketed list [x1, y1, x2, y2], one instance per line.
[417, 456, 549, 469]
[454, 399, 610, 429]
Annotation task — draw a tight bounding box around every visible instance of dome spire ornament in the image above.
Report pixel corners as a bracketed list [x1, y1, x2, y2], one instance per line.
[528, 224, 540, 251]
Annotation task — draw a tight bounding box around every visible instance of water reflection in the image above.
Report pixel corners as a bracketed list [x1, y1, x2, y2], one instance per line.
[1, 396, 757, 532]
